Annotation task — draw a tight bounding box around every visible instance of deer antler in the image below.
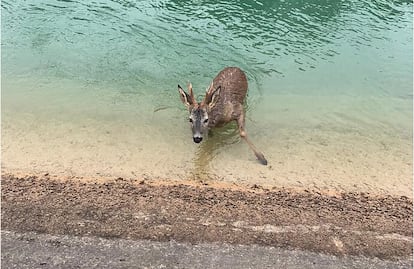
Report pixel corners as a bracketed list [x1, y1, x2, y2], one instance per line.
[187, 82, 197, 104]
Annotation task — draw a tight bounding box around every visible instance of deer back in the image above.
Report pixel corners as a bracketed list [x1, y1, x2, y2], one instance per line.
[206, 67, 248, 127]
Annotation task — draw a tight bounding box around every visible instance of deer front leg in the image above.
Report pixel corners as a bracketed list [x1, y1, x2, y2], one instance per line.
[236, 113, 268, 165]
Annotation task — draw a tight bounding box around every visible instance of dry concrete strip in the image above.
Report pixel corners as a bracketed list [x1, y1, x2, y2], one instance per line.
[2, 231, 412, 269]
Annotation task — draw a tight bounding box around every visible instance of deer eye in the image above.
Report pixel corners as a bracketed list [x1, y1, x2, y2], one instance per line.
[204, 119, 209, 124]
[189, 118, 193, 123]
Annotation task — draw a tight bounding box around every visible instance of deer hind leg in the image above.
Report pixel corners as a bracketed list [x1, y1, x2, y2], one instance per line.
[236, 112, 268, 165]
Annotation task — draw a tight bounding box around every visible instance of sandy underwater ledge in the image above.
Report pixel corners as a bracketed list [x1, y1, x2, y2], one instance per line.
[1, 106, 412, 199]
[1, 171, 412, 260]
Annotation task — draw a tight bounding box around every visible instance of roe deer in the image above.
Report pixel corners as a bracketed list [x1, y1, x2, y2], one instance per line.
[178, 67, 267, 165]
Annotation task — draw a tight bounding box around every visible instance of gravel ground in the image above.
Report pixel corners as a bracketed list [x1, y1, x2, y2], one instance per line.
[1, 173, 412, 266]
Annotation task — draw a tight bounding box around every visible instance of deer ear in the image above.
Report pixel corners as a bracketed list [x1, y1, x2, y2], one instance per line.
[178, 84, 193, 108]
[204, 85, 221, 109]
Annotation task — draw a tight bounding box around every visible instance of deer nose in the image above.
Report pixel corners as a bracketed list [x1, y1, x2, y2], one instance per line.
[193, 136, 203, 143]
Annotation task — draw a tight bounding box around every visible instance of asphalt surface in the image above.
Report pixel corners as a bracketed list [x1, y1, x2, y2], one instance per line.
[2, 230, 413, 269]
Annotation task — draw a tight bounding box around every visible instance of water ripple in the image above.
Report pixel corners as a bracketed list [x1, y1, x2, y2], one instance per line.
[1, 0, 412, 96]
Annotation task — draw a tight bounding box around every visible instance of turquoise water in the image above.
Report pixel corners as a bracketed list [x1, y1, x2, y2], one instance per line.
[1, 0, 413, 195]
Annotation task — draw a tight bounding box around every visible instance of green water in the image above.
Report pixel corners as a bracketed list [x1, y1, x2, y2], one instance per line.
[1, 0, 413, 195]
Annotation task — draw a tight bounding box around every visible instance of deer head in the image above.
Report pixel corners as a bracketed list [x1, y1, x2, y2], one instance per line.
[178, 82, 221, 143]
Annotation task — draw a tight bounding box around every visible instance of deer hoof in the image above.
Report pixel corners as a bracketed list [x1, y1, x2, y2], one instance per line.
[256, 153, 268, 165]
